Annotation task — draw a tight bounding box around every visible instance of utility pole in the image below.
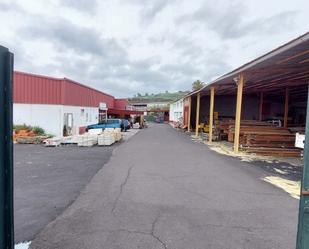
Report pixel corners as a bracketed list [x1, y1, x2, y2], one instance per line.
[296, 87, 309, 248]
[0, 45, 14, 248]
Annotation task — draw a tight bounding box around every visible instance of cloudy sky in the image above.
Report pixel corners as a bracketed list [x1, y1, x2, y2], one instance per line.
[0, 0, 308, 97]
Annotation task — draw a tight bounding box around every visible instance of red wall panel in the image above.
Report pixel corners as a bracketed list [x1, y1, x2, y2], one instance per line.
[14, 72, 62, 104]
[114, 98, 128, 110]
[63, 79, 115, 108]
[13, 71, 116, 108]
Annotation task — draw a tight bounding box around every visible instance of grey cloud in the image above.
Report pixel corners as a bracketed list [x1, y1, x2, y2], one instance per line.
[246, 11, 297, 35]
[129, 0, 173, 23]
[177, 2, 298, 40]
[142, 0, 169, 20]
[15, 12, 233, 97]
[11, 3, 238, 97]
[61, 0, 97, 14]
[176, 2, 246, 39]
[0, 2, 24, 13]
[160, 63, 199, 76]
[20, 17, 128, 64]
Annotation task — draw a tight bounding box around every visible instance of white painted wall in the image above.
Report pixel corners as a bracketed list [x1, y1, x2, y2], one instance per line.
[62, 105, 99, 135]
[14, 104, 99, 137]
[169, 99, 184, 122]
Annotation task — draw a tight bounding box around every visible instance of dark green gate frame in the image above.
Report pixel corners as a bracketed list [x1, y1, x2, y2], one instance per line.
[0, 45, 14, 248]
[297, 87, 309, 249]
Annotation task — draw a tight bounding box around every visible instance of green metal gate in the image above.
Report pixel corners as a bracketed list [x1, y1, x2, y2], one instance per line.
[297, 87, 309, 248]
[0, 45, 14, 248]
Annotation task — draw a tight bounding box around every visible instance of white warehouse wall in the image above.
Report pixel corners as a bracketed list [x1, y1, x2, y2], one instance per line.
[169, 99, 184, 122]
[14, 103, 99, 137]
[62, 105, 99, 136]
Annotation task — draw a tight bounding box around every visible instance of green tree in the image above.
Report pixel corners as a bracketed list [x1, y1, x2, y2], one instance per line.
[192, 80, 205, 91]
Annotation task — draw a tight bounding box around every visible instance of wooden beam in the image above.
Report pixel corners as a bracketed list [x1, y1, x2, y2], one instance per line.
[284, 87, 289, 128]
[195, 93, 201, 137]
[188, 96, 192, 132]
[209, 87, 215, 142]
[259, 91, 263, 121]
[234, 73, 244, 153]
[277, 49, 309, 64]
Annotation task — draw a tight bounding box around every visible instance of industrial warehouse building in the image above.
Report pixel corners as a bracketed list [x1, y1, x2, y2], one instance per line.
[13, 71, 141, 137]
[172, 32, 309, 157]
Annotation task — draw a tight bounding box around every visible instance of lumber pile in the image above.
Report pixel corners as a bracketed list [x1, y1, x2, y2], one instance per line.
[218, 120, 301, 157]
[16, 136, 49, 144]
[14, 129, 49, 144]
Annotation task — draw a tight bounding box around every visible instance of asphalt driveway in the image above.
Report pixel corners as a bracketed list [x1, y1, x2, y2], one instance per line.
[30, 124, 299, 249]
[14, 144, 114, 243]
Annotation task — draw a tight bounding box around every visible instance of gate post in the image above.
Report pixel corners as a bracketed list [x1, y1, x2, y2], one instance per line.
[296, 87, 309, 248]
[0, 45, 14, 249]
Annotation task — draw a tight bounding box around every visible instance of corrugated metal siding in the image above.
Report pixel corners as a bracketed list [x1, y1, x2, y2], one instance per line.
[13, 72, 116, 108]
[114, 99, 128, 109]
[63, 79, 115, 108]
[14, 72, 62, 104]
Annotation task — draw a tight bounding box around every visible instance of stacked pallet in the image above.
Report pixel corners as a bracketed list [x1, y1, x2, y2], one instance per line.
[98, 133, 115, 146]
[77, 134, 98, 147]
[218, 120, 301, 157]
[98, 128, 122, 146]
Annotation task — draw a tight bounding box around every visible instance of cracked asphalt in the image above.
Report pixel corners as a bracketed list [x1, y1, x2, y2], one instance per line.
[30, 124, 298, 249]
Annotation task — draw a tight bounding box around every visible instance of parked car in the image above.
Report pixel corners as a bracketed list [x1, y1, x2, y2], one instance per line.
[86, 119, 122, 131]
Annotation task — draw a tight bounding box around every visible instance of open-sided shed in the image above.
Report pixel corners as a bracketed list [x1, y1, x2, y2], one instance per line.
[185, 32, 309, 154]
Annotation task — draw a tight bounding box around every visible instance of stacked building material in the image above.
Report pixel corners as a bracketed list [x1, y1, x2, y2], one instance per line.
[77, 134, 98, 147]
[16, 136, 48, 144]
[114, 128, 122, 142]
[14, 129, 49, 144]
[44, 137, 63, 147]
[98, 133, 115, 146]
[98, 128, 122, 146]
[218, 120, 302, 157]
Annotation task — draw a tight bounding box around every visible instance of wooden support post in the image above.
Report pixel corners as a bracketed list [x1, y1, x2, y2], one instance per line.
[234, 73, 244, 153]
[188, 96, 192, 132]
[209, 87, 215, 143]
[284, 87, 289, 128]
[140, 115, 144, 128]
[195, 93, 201, 137]
[182, 99, 185, 127]
[259, 91, 263, 121]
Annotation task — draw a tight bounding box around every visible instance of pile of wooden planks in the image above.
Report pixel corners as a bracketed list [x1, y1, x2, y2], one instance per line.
[218, 120, 302, 157]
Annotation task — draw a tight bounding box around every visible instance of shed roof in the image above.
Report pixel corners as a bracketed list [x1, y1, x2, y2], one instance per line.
[188, 32, 309, 97]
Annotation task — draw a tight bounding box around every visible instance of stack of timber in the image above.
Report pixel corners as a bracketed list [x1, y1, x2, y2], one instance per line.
[16, 135, 49, 144]
[218, 120, 301, 157]
[14, 129, 49, 144]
